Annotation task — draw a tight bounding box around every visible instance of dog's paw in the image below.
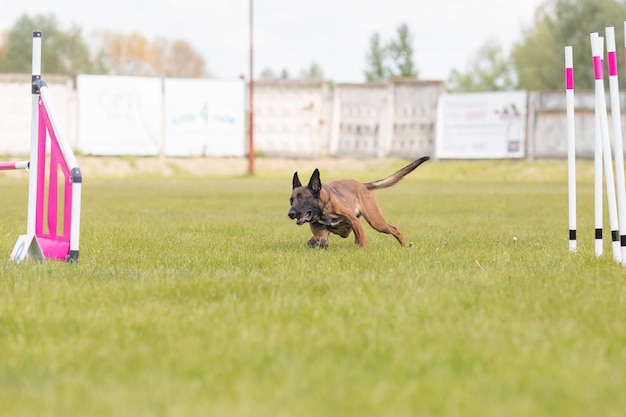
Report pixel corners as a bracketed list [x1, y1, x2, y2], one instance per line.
[307, 238, 328, 249]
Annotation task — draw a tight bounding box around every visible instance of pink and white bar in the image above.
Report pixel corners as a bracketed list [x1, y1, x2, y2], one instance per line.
[0, 161, 29, 170]
[565, 45, 576, 252]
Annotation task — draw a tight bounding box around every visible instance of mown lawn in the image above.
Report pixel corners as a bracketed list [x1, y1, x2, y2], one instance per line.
[0, 159, 624, 417]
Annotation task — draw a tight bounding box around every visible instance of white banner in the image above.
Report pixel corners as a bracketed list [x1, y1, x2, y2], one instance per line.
[436, 91, 527, 159]
[77, 75, 163, 155]
[163, 78, 245, 157]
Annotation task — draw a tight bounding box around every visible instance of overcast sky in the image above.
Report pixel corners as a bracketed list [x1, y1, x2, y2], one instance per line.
[1, 0, 545, 82]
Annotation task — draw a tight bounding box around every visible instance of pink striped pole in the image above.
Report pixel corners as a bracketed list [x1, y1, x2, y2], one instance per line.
[591, 32, 621, 262]
[605, 26, 626, 265]
[565, 45, 576, 252]
[0, 161, 29, 170]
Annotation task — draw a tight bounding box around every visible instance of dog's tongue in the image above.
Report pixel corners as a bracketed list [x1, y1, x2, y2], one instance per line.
[296, 211, 312, 225]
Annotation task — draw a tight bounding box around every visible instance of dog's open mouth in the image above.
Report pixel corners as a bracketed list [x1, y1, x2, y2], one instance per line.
[296, 210, 313, 225]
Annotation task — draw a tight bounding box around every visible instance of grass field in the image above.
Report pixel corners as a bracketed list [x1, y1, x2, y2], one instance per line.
[1, 158, 625, 417]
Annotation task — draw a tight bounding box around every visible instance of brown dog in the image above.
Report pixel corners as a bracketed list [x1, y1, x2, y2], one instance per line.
[288, 156, 429, 248]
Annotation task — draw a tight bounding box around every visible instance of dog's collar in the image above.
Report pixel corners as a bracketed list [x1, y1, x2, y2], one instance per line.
[318, 214, 343, 227]
[317, 217, 332, 226]
[316, 200, 343, 226]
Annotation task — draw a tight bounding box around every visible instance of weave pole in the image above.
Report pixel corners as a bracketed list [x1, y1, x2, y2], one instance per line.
[565, 46, 577, 252]
[591, 32, 621, 262]
[594, 38, 604, 257]
[605, 26, 626, 265]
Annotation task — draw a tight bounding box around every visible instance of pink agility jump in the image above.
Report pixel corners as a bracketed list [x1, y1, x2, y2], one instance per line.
[1, 30, 82, 263]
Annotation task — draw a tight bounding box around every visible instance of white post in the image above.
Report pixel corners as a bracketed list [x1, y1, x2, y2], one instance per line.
[605, 26, 626, 265]
[594, 54, 604, 257]
[26, 31, 41, 236]
[565, 46, 576, 252]
[591, 32, 621, 262]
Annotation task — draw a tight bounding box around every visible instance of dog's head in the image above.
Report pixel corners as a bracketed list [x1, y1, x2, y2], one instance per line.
[288, 169, 324, 225]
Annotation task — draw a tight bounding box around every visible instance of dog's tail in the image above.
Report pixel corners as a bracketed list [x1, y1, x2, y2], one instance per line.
[364, 156, 430, 190]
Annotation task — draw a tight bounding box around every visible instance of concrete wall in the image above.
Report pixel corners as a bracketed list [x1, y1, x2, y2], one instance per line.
[0, 74, 75, 154]
[1, 73, 612, 159]
[527, 90, 626, 159]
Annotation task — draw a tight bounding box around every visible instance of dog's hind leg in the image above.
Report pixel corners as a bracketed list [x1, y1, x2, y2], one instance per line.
[360, 203, 409, 247]
[367, 219, 408, 247]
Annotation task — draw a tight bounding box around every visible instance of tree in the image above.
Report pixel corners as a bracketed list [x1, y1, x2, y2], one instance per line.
[447, 38, 516, 92]
[364, 32, 388, 81]
[387, 23, 418, 78]
[259, 67, 279, 79]
[99, 31, 152, 76]
[1, 14, 101, 78]
[99, 32, 207, 77]
[279, 68, 290, 79]
[156, 39, 206, 78]
[0, 31, 8, 72]
[258, 63, 324, 81]
[364, 23, 418, 82]
[258, 67, 293, 80]
[0, 14, 208, 79]
[298, 62, 324, 80]
[512, 0, 626, 90]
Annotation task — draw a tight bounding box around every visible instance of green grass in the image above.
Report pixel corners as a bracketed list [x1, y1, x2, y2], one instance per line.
[0, 159, 625, 417]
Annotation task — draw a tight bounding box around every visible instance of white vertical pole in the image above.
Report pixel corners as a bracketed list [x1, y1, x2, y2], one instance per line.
[591, 32, 622, 262]
[69, 180, 81, 261]
[565, 46, 577, 252]
[594, 47, 604, 257]
[26, 31, 42, 236]
[605, 26, 626, 265]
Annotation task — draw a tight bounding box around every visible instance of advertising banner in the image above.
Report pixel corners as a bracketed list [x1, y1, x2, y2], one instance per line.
[163, 78, 245, 157]
[77, 75, 163, 155]
[436, 91, 527, 159]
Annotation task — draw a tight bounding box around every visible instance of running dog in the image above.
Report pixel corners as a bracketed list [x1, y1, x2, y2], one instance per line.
[288, 156, 429, 248]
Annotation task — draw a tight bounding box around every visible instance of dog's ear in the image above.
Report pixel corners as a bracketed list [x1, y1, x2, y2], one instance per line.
[292, 172, 302, 189]
[308, 168, 322, 195]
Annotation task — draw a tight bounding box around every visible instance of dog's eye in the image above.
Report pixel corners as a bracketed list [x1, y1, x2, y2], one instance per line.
[297, 195, 303, 202]
[289, 197, 293, 204]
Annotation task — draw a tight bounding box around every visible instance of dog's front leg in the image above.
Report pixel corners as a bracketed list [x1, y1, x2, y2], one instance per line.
[308, 222, 330, 248]
[349, 218, 368, 248]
